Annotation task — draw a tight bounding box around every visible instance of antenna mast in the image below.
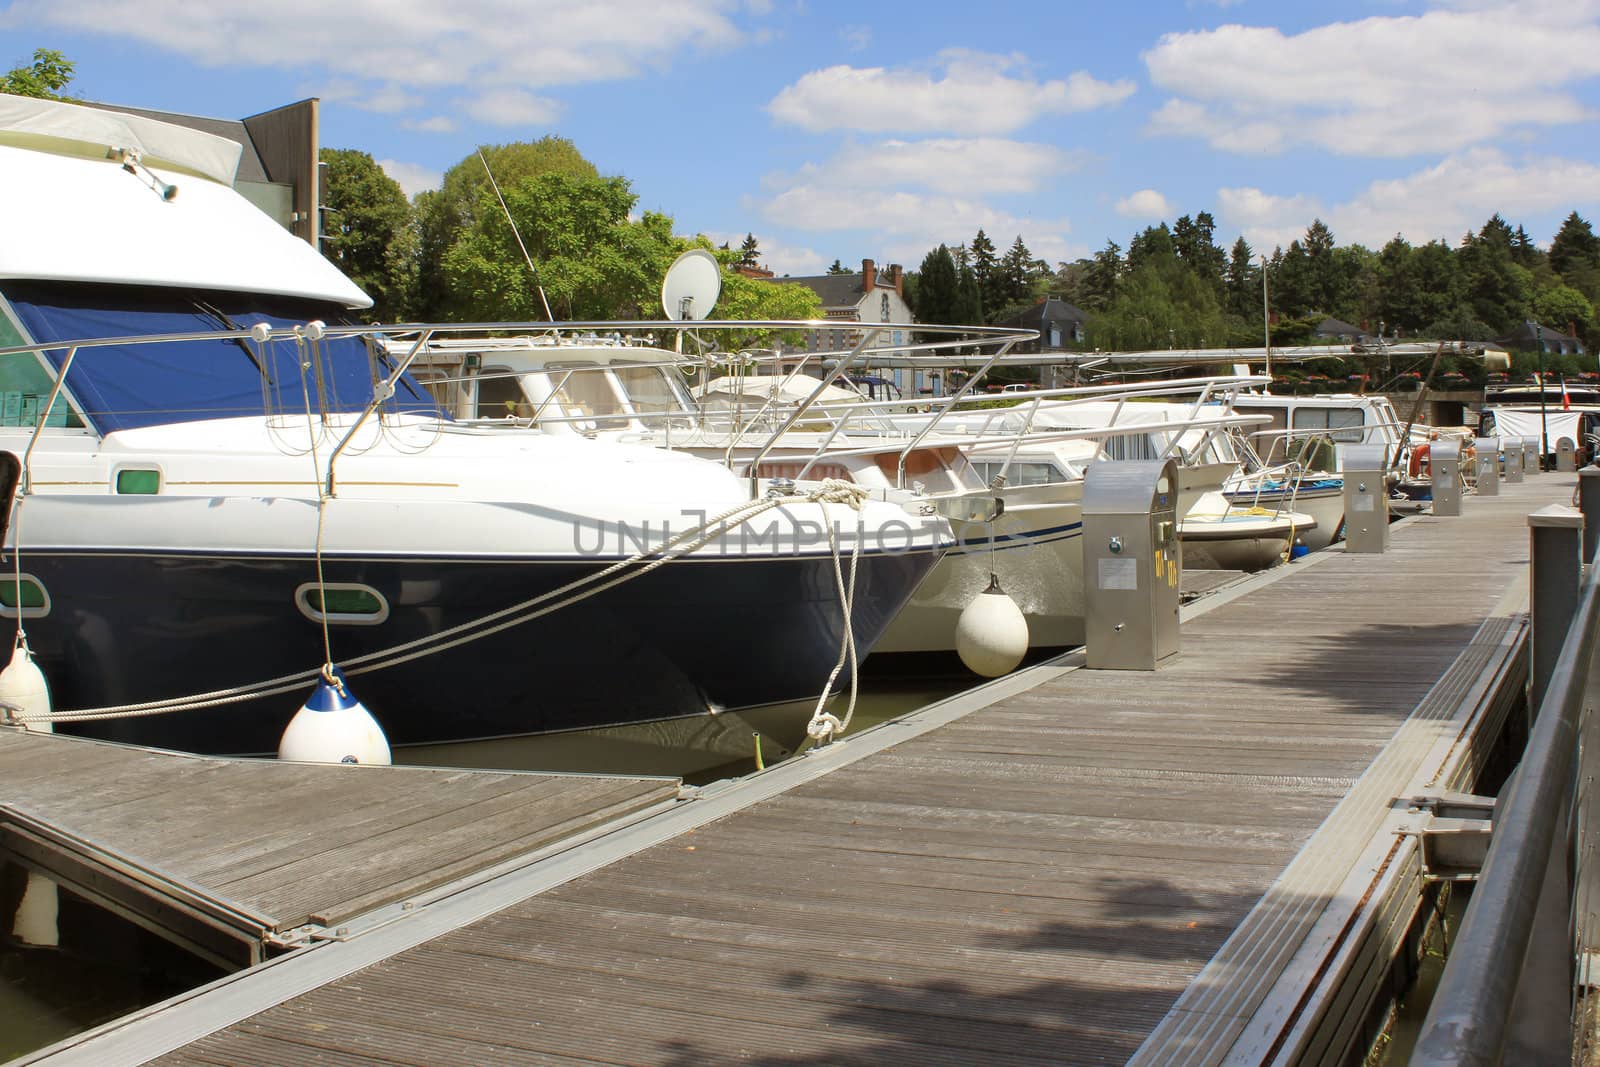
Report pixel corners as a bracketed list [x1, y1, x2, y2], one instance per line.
[477, 148, 554, 323]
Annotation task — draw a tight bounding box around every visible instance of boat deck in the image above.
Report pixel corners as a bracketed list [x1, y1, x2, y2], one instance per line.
[29, 475, 1570, 1066]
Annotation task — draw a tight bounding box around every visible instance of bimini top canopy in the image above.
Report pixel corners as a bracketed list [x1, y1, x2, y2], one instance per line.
[0, 98, 370, 309]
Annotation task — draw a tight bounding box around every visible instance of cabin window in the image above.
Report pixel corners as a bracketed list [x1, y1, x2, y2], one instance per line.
[971, 460, 1066, 487]
[474, 367, 529, 419]
[1292, 407, 1365, 443]
[0, 575, 48, 618]
[541, 362, 629, 430]
[115, 469, 161, 494]
[612, 363, 688, 418]
[296, 583, 389, 625]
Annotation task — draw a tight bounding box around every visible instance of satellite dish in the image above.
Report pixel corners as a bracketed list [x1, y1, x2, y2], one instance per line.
[661, 249, 722, 321]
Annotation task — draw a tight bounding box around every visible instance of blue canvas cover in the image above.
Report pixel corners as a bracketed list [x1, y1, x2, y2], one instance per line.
[1, 282, 438, 434]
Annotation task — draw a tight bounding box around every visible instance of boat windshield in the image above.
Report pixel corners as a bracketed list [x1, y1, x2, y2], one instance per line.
[0, 281, 438, 434]
[611, 361, 694, 418]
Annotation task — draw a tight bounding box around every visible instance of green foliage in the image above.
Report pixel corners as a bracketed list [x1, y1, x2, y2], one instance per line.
[1086, 261, 1229, 351]
[318, 149, 417, 322]
[966, 230, 1002, 320]
[0, 49, 75, 100]
[912, 245, 962, 334]
[442, 173, 674, 321]
[738, 233, 760, 269]
[415, 139, 599, 319]
[1533, 284, 1593, 334]
[826, 259, 850, 275]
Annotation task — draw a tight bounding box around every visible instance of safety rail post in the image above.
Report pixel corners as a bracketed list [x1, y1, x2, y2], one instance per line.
[1581, 467, 1600, 564]
[1412, 516, 1599, 1067]
[1530, 505, 1584, 717]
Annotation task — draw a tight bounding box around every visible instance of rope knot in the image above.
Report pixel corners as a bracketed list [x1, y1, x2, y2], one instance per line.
[806, 711, 844, 744]
[806, 479, 870, 510]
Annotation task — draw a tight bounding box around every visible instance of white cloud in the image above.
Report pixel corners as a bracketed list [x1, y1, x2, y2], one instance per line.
[1115, 189, 1174, 220]
[756, 184, 1077, 268]
[463, 88, 562, 126]
[1144, 4, 1600, 156]
[776, 138, 1081, 197]
[1218, 148, 1600, 252]
[1217, 187, 1324, 251]
[767, 49, 1135, 135]
[402, 116, 457, 134]
[1328, 148, 1600, 247]
[3, 0, 758, 120]
[378, 159, 443, 198]
[700, 230, 826, 276]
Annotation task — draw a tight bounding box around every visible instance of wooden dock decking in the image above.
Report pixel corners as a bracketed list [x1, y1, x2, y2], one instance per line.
[25, 476, 1574, 1066]
[0, 734, 680, 965]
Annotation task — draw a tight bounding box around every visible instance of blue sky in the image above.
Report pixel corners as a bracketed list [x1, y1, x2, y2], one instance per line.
[6, 0, 1600, 279]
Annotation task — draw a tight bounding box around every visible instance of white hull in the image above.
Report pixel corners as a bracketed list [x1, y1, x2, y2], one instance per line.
[875, 484, 1086, 653]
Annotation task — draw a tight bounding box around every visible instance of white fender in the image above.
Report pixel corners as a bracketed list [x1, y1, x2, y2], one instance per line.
[278, 667, 391, 765]
[955, 576, 1030, 678]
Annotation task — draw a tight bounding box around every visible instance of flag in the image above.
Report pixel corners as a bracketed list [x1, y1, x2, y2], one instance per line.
[1562, 374, 1572, 411]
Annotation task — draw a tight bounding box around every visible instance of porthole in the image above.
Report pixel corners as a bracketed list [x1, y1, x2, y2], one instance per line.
[0, 574, 49, 619]
[115, 468, 162, 494]
[295, 582, 389, 626]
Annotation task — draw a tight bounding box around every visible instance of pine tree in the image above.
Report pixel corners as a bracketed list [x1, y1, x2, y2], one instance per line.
[738, 233, 760, 269]
[969, 230, 998, 321]
[913, 245, 961, 337]
[1224, 237, 1257, 322]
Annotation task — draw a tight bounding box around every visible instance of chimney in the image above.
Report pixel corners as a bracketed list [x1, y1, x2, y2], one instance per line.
[862, 258, 876, 293]
[888, 263, 903, 297]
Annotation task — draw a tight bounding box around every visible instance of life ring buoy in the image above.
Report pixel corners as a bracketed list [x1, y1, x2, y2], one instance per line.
[1408, 442, 1432, 479]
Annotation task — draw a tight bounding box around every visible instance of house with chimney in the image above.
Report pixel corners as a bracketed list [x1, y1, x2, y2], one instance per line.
[775, 259, 930, 393]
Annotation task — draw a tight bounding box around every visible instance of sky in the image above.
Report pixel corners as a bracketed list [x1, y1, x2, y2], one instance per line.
[6, 0, 1600, 280]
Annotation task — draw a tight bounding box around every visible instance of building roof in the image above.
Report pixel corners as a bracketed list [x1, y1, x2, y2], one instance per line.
[779, 273, 864, 309]
[1000, 296, 1087, 331]
[1497, 320, 1583, 347]
[1315, 317, 1367, 340]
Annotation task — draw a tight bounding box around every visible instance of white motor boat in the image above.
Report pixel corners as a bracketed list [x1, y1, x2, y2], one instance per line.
[0, 96, 953, 754]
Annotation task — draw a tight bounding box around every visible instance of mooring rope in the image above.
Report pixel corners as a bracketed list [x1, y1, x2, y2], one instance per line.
[5, 480, 873, 726]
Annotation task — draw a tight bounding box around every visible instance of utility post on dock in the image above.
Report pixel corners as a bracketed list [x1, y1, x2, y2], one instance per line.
[1528, 504, 1584, 716]
[1081, 459, 1181, 670]
[1580, 467, 1600, 563]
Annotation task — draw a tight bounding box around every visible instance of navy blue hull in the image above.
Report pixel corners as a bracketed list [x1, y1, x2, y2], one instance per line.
[19, 549, 939, 754]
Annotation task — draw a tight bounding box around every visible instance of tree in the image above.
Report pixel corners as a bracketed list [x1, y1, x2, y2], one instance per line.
[968, 230, 998, 321]
[415, 138, 599, 319]
[1079, 241, 1123, 311]
[1550, 212, 1600, 306]
[1, 49, 75, 100]
[826, 259, 850, 275]
[318, 149, 418, 322]
[1224, 237, 1258, 322]
[738, 233, 761, 269]
[1550, 212, 1600, 277]
[995, 235, 1036, 315]
[912, 245, 961, 335]
[1534, 284, 1594, 335]
[1173, 212, 1226, 294]
[441, 172, 676, 321]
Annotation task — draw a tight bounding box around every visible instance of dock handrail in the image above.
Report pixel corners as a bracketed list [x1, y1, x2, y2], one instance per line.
[1412, 502, 1600, 1065]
